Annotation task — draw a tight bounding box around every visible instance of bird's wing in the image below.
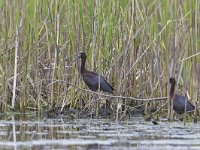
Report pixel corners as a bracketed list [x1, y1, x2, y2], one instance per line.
[100, 75, 114, 93]
[82, 72, 98, 91]
[101, 76, 114, 90]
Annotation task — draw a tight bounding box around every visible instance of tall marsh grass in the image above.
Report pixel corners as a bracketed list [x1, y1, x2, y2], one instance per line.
[0, 0, 199, 118]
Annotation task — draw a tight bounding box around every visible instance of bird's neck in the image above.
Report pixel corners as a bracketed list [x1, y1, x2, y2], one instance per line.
[170, 83, 175, 100]
[81, 57, 86, 74]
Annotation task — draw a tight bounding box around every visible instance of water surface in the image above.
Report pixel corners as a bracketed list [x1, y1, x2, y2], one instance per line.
[0, 114, 199, 150]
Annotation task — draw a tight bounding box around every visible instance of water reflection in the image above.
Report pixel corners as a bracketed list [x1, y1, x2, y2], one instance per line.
[0, 114, 200, 150]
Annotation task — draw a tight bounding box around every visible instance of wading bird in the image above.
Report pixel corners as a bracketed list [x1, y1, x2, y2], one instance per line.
[77, 52, 114, 117]
[169, 77, 195, 114]
[78, 52, 114, 94]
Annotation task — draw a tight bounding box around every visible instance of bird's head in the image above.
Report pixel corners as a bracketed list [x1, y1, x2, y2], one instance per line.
[78, 52, 87, 59]
[169, 77, 176, 85]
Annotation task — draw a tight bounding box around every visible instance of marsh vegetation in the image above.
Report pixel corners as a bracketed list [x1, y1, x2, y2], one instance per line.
[0, 0, 199, 121]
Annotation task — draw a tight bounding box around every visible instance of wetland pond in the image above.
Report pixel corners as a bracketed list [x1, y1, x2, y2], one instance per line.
[0, 114, 200, 150]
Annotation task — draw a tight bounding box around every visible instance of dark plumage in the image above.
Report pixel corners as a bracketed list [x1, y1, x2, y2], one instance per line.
[169, 77, 195, 114]
[78, 52, 114, 94]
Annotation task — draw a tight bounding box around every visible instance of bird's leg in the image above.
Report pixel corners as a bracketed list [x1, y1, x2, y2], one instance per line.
[89, 93, 92, 110]
[95, 94, 99, 118]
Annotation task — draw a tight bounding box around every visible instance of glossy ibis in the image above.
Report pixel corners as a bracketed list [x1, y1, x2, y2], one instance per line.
[169, 77, 195, 114]
[78, 52, 114, 94]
